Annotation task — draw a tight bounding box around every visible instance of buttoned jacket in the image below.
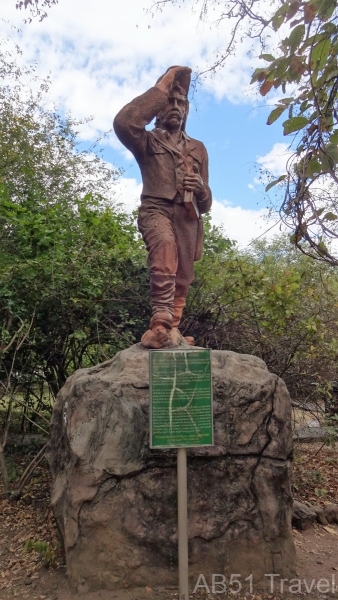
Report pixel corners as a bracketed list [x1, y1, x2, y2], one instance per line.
[113, 87, 212, 214]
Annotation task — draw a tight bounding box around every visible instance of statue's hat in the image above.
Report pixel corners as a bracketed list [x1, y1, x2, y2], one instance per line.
[156, 66, 192, 96]
[173, 66, 191, 96]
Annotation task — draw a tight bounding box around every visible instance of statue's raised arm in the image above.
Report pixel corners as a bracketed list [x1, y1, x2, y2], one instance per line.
[114, 66, 212, 349]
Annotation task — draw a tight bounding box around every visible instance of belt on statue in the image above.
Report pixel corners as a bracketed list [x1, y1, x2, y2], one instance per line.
[140, 194, 184, 204]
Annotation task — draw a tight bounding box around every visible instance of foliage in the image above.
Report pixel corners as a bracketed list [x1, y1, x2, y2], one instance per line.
[184, 226, 338, 404]
[0, 187, 148, 397]
[151, 0, 338, 265]
[0, 38, 148, 397]
[0, 38, 149, 491]
[254, 0, 338, 266]
[16, 0, 58, 22]
[24, 538, 59, 566]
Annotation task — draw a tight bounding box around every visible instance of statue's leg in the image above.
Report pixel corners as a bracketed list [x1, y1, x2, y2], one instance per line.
[172, 203, 199, 344]
[138, 200, 178, 347]
[172, 296, 186, 328]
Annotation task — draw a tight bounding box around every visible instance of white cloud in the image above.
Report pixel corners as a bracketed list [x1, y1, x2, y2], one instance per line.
[257, 142, 292, 176]
[210, 199, 278, 247]
[0, 0, 265, 148]
[113, 177, 142, 213]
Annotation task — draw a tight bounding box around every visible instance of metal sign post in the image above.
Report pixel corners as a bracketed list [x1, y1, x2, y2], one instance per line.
[149, 348, 213, 600]
[177, 447, 189, 600]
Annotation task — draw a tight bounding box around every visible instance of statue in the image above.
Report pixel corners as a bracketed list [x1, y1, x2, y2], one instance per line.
[113, 66, 212, 349]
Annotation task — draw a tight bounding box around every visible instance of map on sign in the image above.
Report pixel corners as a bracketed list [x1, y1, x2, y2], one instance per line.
[149, 349, 213, 448]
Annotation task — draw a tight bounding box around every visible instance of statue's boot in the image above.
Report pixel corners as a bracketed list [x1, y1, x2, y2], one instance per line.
[172, 296, 195, 346]
[141, 274, 175, 349]
[141, 312, 173, 349]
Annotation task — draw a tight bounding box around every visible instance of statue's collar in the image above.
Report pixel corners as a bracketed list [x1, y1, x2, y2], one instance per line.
[153, 128, 191, 142]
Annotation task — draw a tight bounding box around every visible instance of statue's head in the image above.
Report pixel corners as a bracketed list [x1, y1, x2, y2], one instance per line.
[155, 82, 189, 132]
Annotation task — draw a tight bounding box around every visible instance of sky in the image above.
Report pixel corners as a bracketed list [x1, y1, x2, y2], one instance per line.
[0, 0, 292, 247]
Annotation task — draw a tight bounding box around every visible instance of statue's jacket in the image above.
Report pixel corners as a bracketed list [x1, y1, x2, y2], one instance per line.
[113, 87, 212, 260]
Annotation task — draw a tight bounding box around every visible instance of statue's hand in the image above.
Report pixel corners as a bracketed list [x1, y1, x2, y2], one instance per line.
[183, 164, 205, 198]
[155, 66, 191, 95]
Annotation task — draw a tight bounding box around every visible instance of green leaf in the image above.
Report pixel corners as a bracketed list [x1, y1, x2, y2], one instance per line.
[317, 240, 328, 255]
[288, 24, 305, 52]
[329, 131, 338, 144]
[322, 22, 336, 34]
[311, 38, 331, 71]
[316, 66, 338, 87]
[283, 116, 309, 134]
[274, 57, 290, 78]
[317, 0, 336, 19]
[34, 541, 45, 553]
[306, 158, 321, 177]
[325, 143, 338, 163]
[272, 3, 289, 30]
[267, 105, 288, 125]
[265, 175, 287, 192]
[24, 540, 34, 551]
[259, 54, 275, 62]
[319, 151, 333, 172]
[300, 100, 310, 113]
[250, 67, 267, 84]
[323, 212, 338, 221]
[265, 180, 279, 192]
[279, 97, 295, 105]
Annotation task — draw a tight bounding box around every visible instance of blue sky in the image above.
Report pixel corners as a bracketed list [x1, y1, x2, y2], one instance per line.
[1, 0, 291, 246]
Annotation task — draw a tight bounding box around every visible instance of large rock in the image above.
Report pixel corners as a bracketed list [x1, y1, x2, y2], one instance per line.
[49, 344, 296, 593]
[292, 500, 318, 530]
[323, 503, 338, 524]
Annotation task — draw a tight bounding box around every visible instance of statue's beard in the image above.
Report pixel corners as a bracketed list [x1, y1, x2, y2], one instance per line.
[155, 113, 187, 132]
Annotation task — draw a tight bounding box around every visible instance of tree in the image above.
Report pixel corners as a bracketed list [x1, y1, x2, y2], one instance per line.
[152, 0, 338, 265]
[0, 38, 149, 494]
[16, 0, 58, 22]
[184, 225, 338, 411]
[0, 37, 148, 390]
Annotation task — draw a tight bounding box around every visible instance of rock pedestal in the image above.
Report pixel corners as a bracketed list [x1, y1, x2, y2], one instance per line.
[49, 344, 295, 593]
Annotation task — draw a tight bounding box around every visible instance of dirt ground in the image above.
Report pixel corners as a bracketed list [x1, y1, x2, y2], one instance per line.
[0, 442, 337, 600]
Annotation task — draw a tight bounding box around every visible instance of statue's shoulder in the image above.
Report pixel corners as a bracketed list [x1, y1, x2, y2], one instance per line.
[186, 135, 208, 156]
[192, 137, 206, 148]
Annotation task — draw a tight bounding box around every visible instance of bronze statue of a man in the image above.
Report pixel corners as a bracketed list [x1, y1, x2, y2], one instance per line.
[114, 66, 212, 348]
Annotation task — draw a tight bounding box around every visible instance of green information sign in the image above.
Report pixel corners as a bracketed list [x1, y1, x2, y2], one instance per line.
[149, 349, 213, 448]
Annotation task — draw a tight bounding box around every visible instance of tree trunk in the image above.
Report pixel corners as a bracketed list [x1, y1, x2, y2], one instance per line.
[0, 446, 9, 494]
